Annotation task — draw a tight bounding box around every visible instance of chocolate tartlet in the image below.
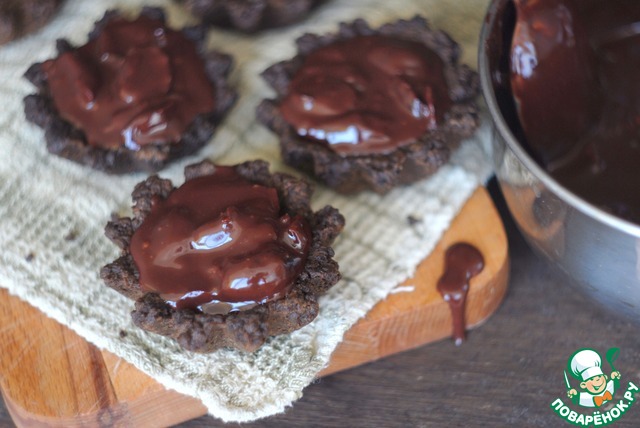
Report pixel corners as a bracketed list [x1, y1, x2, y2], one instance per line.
[0, 0, 63, 45]
[175, 0, 325, 33]
[101, 159, 344, 352]
[257, 17, 480, 194]
[23, 7, 237, 174]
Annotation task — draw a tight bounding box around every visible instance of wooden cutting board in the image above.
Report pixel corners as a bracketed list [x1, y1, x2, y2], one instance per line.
[0, 186, 508, 427]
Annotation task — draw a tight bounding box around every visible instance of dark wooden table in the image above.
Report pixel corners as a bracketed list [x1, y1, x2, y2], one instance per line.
[2, 179, 639, 427]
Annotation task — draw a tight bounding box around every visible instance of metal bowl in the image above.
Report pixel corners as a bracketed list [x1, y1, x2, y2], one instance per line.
[478, 0, 640, 321]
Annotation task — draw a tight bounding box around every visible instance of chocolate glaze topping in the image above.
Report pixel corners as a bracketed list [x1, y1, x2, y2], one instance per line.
[279, 35, 452, 156]
[41, 14, 215, 150]
[510, 0, 640, 223]
[129, 166, 311, 314]
[437, 243, 484, 345]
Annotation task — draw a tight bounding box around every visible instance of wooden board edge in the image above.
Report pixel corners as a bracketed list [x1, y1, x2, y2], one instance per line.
[0, 187, 509, 426]
[320, 243, 510, 377]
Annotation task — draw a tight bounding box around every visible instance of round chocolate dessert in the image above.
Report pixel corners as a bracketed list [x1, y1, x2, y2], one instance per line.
[0, 0, 63, 45]
[101, 159, 344, 352]
[257, 16, 480, 194]
[23, 8, 237, 174]
[175, 0, 325, 33]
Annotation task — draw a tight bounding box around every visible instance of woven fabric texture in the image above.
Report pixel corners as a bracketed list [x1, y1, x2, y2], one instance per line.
[0, 0, 491, 422]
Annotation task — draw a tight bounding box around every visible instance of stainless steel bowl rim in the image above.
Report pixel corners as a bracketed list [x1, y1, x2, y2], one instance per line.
[478, 4, 640, 238]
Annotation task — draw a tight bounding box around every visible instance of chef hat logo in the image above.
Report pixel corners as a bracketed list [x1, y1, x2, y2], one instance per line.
[569, 348, 604, 381]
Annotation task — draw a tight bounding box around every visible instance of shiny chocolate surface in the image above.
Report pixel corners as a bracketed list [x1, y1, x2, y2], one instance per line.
[130, 166, 311, 314]
[511, 0, 640, 223]
[279, 35, 452, 156]
[42, 15, 215, 150]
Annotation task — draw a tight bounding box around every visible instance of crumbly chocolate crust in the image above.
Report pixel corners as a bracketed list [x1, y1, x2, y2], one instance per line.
[257, 16, 480, 194]
[101, 159, 344, 352]
[175, 0, 324, 33]
[23, 7, 237, 174]
[0, 0, 63, 45]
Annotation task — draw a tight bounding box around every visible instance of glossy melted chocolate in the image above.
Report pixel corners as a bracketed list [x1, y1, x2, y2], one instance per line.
[511, 0, 640, 223]
[129, 166, 311, 314]
[437, 243, 484, 345]
[42, 15, 215, 150]
[279, 35, 452, 156]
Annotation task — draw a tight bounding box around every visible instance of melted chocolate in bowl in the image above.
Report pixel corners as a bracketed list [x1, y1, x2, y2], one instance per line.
[510, 0, 640, 223]
[279, 35, 452, 156]
[130, 166, 312, 315]
[42, 15, 215, 150]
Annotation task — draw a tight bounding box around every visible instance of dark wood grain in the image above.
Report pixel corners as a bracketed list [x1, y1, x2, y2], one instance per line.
[3, 179, 639, 427]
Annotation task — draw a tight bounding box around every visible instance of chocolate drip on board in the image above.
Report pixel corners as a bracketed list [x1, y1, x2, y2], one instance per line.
[437, 242, 484, 345]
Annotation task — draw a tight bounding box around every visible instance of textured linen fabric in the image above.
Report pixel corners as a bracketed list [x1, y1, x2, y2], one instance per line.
[0, 0, 492, 422]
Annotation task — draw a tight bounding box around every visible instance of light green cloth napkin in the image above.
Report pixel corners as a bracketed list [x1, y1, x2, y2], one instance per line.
[0, 0, 491, 422]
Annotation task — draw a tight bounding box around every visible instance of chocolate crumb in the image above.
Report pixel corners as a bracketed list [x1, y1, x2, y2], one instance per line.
[25, 252, 35, 262]
[119, 330, 128, 338]
[64, 230, 78, 241]
[407, 215, 422, 226]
